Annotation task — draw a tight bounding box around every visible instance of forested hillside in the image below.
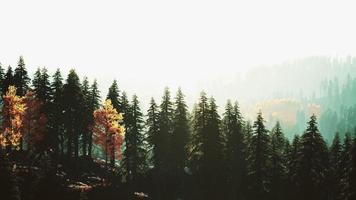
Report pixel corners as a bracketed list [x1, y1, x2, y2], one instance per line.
[1, 57, 356, 200]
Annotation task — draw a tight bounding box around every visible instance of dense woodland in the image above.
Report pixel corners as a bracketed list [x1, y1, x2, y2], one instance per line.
[1, 57, 356, 200]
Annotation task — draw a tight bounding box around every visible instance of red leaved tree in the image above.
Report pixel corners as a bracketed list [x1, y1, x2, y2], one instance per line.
[93, 99, 125, 167]
[22, 91, 48, 151]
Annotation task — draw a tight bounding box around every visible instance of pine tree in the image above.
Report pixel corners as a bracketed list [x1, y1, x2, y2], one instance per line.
[146, 98, 160, 167]
[62, 69, 84, 159]
[170, 88, 190, 198]
[0, 63, 5, 90]
[32, 67, 52, 151]
[81, 77, 91, 156]
[87, 80, 100, 157]
[13, 56, 30, 96]
[285, 135, 301, 200]
[122, 95, 146, 195]
[329, 132, 342, 200]
[190, 91, 209, 175]
[50, 69, 64, 156]
[152, 87, 174, 199]
[204, 97, 224, 199]
[222, 100, 247, 199]
[340, 132, 353, 200]
[156, 88, 173, 170]
[190, 93, 224, 199]
[248, 111, 270, 200]
[106, 80, 120, 111]
[114, 91, 130, 166]
[32, 67, 52, 105]
[269, 121, 287, 200]
[2, 66, 14, 94]
[296, 115, 329, 200]
[349, 132, 356, 199]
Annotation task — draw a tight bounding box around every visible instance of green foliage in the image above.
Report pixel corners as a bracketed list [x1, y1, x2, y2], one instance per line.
[248, 111, 270, 200]
[295, 115, 329, 200]
[13, 56, 30, 96]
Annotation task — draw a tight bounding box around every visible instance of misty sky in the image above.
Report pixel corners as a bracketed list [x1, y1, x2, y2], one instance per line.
[1, 0, 356, 109]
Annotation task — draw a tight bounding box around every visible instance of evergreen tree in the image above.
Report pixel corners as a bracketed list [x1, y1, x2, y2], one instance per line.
[248, 111, 270, 200]
[114, 91, 130, 166]
[157, 88, 173, 169]
[106, 80, 120, 111]
[190, 93, 224, 199]
[296, 115, 329, 200]
[81, 77, 91, 156]
[154, 87, 174, 199]
[223, 100, 247, 199]
[190, 91, 209, 174]
[340, 132, 353, 200]
[2, 66, 14, 94]
[122, 95, 146, 196]
[349, 132, 356, 199]
[32, 67, 52, 150]
[62, 69, 84, 159]
[32, 67, 52, 105]
[170, 88, 190, 198]
[50, 69, 64, 156]
[13, 56, 30, 96]
[204, 97, 224, 199]
[0, 63, 5, 90]
[146, 97, 160, 166]
[286, 135, 301, 200]
[87, 80, 100, 157]
[269, 121, 287, 200]
[329, 132, 342, 200]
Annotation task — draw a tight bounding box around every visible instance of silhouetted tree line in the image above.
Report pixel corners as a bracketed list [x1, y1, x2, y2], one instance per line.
[0, 57, 356, 200]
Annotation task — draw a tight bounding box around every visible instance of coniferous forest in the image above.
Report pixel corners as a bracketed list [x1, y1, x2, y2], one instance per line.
[1, 56, 356, 200]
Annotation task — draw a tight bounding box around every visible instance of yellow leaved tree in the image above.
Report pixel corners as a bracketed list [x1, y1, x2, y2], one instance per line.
[93, 99, 125, 167]
[0, 86, 26, 149]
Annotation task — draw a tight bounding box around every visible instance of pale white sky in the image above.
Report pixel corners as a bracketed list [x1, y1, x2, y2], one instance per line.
[0, 0, 356, 109]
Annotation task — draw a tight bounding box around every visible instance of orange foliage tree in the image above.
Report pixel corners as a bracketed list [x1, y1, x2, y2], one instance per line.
[0, 86, 26, 149]
[22, 91, 48, 151]
[93, 99, 125, 167]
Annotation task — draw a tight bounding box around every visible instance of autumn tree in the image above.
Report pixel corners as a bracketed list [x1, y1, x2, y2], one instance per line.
[0, 86, 26, 150]
[22, 91, 48, 151]
[93, 99, 125, 167]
